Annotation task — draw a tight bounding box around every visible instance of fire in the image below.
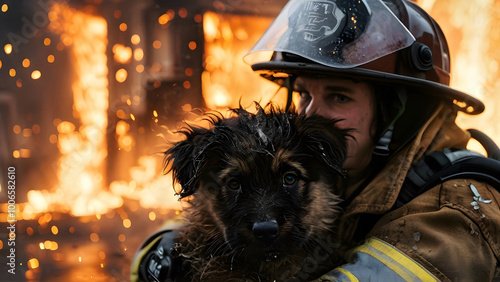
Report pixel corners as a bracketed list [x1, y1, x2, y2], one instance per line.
[201, 11, 282, 111]
[415, 0, 500, 153]
[110, 155, 182, 211]
[26, 3, 122, 217]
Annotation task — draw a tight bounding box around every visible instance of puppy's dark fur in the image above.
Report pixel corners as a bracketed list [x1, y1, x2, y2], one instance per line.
[165, 105, 349, 281]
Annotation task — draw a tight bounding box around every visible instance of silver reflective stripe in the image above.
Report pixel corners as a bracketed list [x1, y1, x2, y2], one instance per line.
[316, 237, 440, 282]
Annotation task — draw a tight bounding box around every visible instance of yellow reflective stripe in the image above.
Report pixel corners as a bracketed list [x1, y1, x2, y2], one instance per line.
[367, 238, 438, 281]
[352, 241, 414, 281]
[130, 235, 163, 282]
[335, 267, 360, 282]
[353, 237, 439, 282]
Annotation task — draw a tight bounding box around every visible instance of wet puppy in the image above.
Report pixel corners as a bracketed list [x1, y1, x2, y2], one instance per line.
[165, 106, 348, 281]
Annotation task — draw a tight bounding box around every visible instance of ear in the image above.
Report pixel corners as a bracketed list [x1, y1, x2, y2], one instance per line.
[164, 127, 216, 198]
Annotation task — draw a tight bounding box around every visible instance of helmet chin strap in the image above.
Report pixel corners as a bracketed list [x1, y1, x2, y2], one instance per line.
[372, 87, 407, 165]
[374, 125, 394, 158]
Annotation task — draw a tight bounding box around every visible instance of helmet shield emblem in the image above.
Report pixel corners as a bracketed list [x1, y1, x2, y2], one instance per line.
[292, 2, 347, 46]
[245, 0, 415, 68]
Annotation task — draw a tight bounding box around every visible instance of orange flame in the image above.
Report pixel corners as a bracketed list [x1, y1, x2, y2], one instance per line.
[201, 11, 282, 112]
[415, 0, 500, 153]
[110, 156, 182, 210]
[26, 3, 122, 217]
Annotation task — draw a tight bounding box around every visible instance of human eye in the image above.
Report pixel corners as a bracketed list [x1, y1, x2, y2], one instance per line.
[295, 90, 311, 108]
[336, 94, 351, 103]
[298, 91, 310, 101]
[327, 93, 351, 104]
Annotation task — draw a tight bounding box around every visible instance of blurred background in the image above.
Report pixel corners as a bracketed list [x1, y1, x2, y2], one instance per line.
[0, 0, 498, 280]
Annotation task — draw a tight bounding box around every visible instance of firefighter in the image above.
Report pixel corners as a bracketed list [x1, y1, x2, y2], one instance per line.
[246, 0, 500, 280]
[131, 0, 500, 280]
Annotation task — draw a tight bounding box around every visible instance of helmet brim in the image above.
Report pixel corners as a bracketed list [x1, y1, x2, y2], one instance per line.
[252, 61, 485, 115]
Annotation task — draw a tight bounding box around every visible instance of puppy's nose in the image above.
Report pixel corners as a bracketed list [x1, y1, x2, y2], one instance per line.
[252, 219, 278, 243]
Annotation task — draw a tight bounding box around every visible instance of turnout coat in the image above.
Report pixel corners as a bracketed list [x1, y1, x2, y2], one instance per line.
[322, 104, 500, 281]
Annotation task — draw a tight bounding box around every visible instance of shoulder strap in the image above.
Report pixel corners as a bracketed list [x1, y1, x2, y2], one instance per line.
[396, 149, 500, 208]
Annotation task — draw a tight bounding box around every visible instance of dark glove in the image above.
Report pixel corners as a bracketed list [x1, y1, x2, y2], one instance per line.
[136, 229, 182, 282]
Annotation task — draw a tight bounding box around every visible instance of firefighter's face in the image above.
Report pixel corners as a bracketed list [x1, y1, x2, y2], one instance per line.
[294, 76, 377, 179]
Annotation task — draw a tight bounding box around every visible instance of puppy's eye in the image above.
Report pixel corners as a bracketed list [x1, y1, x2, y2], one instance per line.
[283, 172, 298, 186]
[227, 179, 241, 190]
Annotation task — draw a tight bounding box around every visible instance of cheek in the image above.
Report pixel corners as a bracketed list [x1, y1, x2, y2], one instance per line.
[358, 110, 375, 134]
[341, 109, 376, 165]
[334, 109, 370, 131]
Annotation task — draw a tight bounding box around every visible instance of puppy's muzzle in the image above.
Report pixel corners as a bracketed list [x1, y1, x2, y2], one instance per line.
[252, 219, 279, 244]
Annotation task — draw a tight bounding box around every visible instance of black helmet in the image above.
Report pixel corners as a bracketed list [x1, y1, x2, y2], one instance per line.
[246, 0, 484, 158]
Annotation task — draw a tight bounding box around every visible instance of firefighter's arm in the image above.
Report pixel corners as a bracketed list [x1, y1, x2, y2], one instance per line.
[318, 180, 500, 281]
[315, 237, 439, 282]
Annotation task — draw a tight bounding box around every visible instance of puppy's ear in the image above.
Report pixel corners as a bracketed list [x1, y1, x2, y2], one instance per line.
[164, 127, 216, 198]
[299, 115, 350, 176]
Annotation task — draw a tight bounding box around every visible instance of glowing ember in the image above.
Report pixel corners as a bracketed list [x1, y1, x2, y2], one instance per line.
[112, 43, 132, 64]
[4, 43, 12, 54]
[115, 68, 128, 82]
[31, 70, 42, 80]
[26, 3, 122, 217]
[28, 258, 40, 269]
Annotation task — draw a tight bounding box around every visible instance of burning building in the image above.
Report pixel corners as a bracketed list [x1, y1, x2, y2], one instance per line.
[0, 0, 499, 280]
